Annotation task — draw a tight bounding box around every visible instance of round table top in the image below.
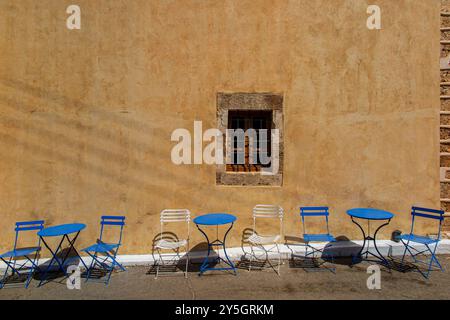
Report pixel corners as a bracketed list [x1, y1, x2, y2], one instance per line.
[193, 213, 237, 226]
[347, 208, 394, 220]
[38, 223, 86, 237]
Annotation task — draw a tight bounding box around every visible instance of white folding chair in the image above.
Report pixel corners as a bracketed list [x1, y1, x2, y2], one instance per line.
[154, 209, 190, 278]
[247, 205, 284, 275]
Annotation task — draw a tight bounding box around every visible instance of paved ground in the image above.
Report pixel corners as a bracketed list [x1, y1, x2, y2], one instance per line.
[0, 256, 449, 300]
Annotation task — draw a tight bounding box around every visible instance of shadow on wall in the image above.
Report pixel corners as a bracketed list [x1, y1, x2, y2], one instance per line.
[0, 77, 232, 205]
[235, 228, 258, 270]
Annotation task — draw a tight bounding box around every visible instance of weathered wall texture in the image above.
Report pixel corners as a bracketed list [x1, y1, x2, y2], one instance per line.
[440, 0, 450, 233]
[0, 0, 441, 254]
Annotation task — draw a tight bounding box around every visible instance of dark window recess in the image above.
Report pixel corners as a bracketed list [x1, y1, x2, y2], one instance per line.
[227, 110, 272, 173]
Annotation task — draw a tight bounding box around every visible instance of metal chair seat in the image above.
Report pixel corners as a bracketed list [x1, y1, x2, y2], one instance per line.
[155, 239, 188, 250]
[0, 247, 41, 258]
[248, 234, 281, 245]
[400, 233, 439, 245]
[303, 233, 335, 243]
[82, 243, 119, 253]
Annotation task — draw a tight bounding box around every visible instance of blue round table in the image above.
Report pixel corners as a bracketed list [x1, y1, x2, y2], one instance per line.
[347, 208, 395, 266]
[37, 223, 87, 286]
[193, 213, 237, 276]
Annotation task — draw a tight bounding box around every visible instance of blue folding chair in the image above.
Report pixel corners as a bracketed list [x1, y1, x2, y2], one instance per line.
[0, 220, 44, 288]
[299, 207, 336, 272]
[82, 216, 126, 285]
[400, 206, 445, 279]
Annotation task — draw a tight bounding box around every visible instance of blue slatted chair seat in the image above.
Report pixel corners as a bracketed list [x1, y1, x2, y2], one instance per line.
[0, 247, 40, 258]
[82, 243, 119, 253]
[400, 233, 439, 245]
[303, 234, 335, 243]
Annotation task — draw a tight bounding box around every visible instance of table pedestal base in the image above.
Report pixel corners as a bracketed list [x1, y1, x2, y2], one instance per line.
[351, 217, 392, 268]
[38, 232, 88, 287]
[197, 224, 237, 276]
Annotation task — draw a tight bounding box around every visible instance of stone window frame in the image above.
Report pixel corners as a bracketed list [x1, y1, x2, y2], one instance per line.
[216, 92, 284, 186]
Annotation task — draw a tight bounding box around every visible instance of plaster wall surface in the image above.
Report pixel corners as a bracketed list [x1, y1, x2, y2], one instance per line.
[0, 0, 441, 254]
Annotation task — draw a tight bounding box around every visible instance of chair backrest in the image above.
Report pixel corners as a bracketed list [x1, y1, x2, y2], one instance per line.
[252, 205, 283, 236]
[14, 220, 45, 250]
[299, 206, 330, 235]
[99, 216, 126, 246]
[410, 206, 444, 239]
[160, 209, 191, 239]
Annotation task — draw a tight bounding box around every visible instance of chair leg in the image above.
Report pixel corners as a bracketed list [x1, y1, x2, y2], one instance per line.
[251, 244, 267, 271]
[276, 243, 281, 276]
[305, 244, 316, 259]
[184, 252, 189, 279]
[102, 252, 123, 285]
[400, 241, 408, 265]
[107, 252, 125, 272]
[258, 244, 279, 275]
[425, 244, 443, 278]
[432, 254, 444, 271]
[407, 244, 418, 263]
[249, 245, 254, 272]
[429, 243, 443, 271]
[0, 257, 37, 289]
[401, 241, 443, 279]
[24, 255, 37, 289]
[104, 263, 114, 286]
[12, 259, 17, 276]
[328, 252, 337, 274]
[85, 252, 97, 283]
[154, 248, 188, 278]
[0, 258, 12, 289]
[262, 245, 272, 272]
[425, 249, 434, 279]
[155, 248, 162, 279]
[401, 240, 417, 264]
[155, 260, 160, 279]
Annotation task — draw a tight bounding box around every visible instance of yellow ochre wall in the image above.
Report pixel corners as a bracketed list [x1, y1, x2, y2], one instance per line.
[0, 0, 441, 254]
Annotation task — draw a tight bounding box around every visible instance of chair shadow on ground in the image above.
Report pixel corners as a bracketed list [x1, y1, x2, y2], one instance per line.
[4, 245, 121, 287]
[235, 228, 256, 270]
[147, 232, 219, 276]
[285, 235, 364, 270]
[284, 235, 419, 274]
[235, 228, 282, 272]
[79, 239, 125, 281]
[0, 248, 42, 287]
[32, 247, 82, 284]
[324, 236, 417, 273]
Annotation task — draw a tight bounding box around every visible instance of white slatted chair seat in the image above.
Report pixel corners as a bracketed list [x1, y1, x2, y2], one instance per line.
[155, 239, 187, 250]
[248, 234, 281, 245]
